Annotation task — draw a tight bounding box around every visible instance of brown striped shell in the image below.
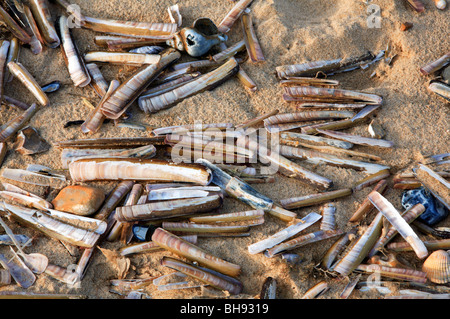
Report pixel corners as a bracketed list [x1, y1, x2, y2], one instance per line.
[422, 250, 450, 284]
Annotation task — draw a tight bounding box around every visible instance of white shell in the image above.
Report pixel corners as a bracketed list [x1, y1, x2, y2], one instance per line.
[422, 250, 450, 284]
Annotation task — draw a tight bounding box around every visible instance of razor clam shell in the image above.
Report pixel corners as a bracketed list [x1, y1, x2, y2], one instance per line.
[114, 195, 222, 222]
[320, 203, 336, 231]
[22, 4, 44, 55]
[356, 264, 428, 283]
[161, 221, 251, 234]
[352, 169, 390, 192]
[241, 11, 264, 63]
[276, 59, 342, 79]
[7, 62, 49, 106]
[54, 136, 165, 149]
[81, 79, 120, 134]
[60, 145, 156, 169]
[333, 212, 383, 276]
[247, 212, 321, 255]
[138, 57, 239, 114]
[4, 37, 19, 83]
[1, 167, 67, 189]
[279, 145, 390, 174]
[0, 253, 35, 288]
[428, 81, 450, 101]
[265, 230, 343, 258]
[280, 188, 352, 210]
[368, 203, 426, 257]
[59, 15, 91, 87]
[368, 191, 429, 259]
[413, 164, 450, 211]
[280, 78, 340, 87]
[86, 63, 109, 97]
[235, 64, 258, 92]
[0, 103, 38, 143]
[139, 74, 200, 99]
[0, 40, 10, 102]
[217, 0, 253, 33]
[68, 158, 212, 185]
[0, 190, 52, 210]
[151, 123, 233, 136]
[422, 250, 450, 284]
[161, 256, 243, 295]
[316, 129, 394, 148]
[211, 40, 246, 62]
[387, 238, 450, 252]
[242, 138, 334, 190]
[100, 48, 181, 119]
[94, 180, 134, 222]
[235, 109, 279, 130]
[189, 209, 264, 223]
[0, 6, 32, 44]
[420, 51, 450, 75]
[147, 186, 222, 201]
[84, 51, 161, 66]
[83, 16, 177, 38]
[263, 110, 356, 125]
[280, 131, 354, 149]
[119, 235, 198, 256]
[28, 0, 60, 48]
[284, 86, 383, 105]
[348, 179, 388, 223]
[152, 227, 241, 277]
[321, 228, 357, 270]
[44, 263, 79, 285]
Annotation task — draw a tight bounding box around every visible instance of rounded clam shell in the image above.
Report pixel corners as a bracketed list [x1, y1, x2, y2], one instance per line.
[422, 250, 450, 284]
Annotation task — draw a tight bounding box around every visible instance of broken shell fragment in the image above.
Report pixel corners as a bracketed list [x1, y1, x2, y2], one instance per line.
[422, 250, 450, 284]
[167, 18, 227, 57]
[13, 126, 50, 155]
[51, 185, 105, 216]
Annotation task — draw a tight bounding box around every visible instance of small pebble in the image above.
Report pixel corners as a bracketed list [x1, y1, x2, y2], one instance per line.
[52, 185, 105, 216]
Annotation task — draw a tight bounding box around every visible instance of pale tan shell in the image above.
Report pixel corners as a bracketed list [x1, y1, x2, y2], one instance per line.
[422, 250, 450, 284]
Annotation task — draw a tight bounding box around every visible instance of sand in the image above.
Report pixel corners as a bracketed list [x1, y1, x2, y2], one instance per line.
[0, 0, 448, 300]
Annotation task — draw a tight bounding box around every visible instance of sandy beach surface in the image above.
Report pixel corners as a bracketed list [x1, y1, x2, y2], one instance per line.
[0, 0, 448, 300]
